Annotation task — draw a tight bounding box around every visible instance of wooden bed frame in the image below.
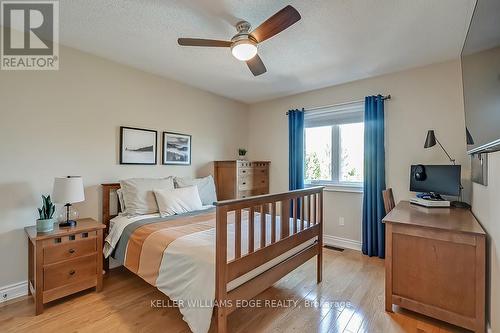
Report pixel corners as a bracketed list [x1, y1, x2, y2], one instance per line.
[101, 183, 324, 333]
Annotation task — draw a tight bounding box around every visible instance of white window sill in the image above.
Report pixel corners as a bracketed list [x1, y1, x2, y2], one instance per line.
[305, 183, 363, 193]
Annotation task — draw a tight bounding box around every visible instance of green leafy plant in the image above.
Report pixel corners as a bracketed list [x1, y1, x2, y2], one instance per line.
[38, 195, 55, 220]
[305, 151, 324, 180]
[238, 148, 247, 156]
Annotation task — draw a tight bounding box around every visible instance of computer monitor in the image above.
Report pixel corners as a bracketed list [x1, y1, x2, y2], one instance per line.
[410, 165, 461, 196]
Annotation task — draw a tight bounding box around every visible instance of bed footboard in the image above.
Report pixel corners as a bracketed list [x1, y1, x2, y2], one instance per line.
[214, 186, 324, 333]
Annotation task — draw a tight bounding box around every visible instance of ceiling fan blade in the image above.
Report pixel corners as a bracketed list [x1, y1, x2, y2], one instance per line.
[246, 54, 267, 76]
[177, 38, 232, 47]
[250, 5, 301, 43]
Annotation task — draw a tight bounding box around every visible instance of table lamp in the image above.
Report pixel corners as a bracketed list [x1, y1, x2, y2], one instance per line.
[53, 176, 85, 227]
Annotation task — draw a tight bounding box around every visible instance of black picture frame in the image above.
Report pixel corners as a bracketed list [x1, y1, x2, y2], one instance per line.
[120, 126, 157, 165]
[162, 131, 192, 165]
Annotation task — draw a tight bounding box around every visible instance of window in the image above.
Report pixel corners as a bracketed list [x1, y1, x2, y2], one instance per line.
[304, 102, 364, 188]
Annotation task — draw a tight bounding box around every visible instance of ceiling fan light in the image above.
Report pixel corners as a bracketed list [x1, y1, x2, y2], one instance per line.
[231, 40, 257, 61]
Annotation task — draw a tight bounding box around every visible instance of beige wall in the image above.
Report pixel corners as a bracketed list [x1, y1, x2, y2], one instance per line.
[471, 151, 500, 331]
[247, 60, 470, 244]
[0, 46, 249, 287]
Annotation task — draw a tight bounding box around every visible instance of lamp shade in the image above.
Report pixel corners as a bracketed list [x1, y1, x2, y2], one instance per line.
[231, 40, 257, 61]
[424, 130, 437, 148]
[52, 177, 85, 204]
[466, 128, 475, 145]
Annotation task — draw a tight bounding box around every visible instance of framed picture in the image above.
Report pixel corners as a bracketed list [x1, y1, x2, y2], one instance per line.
[120, 126, 157, 165]
[162, 132, 191, 165]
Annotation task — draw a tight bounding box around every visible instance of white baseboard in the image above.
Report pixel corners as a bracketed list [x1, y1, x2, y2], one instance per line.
[324, 234, 362, 251]
[0, 280, 28, 303]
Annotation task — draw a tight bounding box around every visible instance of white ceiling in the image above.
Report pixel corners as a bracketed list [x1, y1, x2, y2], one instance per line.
[59, 0, 476, 103]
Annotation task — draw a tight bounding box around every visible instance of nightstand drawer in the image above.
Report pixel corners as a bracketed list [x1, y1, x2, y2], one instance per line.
[44, 254, 97, 290]
[44, 238, 96, 264]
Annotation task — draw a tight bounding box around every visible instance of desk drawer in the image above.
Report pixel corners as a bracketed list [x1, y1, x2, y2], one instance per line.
[44, 238, 96, 264]
[44, 254, 97, 290]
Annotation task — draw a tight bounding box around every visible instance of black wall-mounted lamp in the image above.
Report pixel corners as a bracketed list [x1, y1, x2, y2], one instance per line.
[424, 130, 471, 208]
[466, 128, 475, 145]
[424, 130, 456, 165]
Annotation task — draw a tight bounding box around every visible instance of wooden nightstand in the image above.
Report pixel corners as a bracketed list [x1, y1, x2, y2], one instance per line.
[24, 218, 105, 315]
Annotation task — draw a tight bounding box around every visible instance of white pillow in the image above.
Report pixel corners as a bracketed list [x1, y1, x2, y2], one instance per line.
[174, 175, 217, 206]
[116, 189, 126, 213]
[120, 177, 174, 215]
[154, 186, 203, 217]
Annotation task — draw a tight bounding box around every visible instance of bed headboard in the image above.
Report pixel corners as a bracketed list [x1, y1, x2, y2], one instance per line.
[102, 183, 121, 233]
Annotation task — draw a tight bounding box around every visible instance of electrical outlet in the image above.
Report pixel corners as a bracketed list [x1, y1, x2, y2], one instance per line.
[338, 217, 345, 226]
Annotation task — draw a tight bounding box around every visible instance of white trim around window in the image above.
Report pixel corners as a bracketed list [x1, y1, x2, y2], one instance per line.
[305, 181, 363, 193]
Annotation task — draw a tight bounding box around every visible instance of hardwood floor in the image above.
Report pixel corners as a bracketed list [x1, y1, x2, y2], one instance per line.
[0, 248, 470, 333]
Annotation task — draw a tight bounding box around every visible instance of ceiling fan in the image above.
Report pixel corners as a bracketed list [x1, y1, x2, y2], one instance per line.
[177, 5, 301, 76]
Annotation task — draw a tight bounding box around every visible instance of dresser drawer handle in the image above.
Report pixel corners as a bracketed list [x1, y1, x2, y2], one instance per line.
[69, 270, 76, 276]
[68, 248, 76, 254]
[242, 182, 246, 185]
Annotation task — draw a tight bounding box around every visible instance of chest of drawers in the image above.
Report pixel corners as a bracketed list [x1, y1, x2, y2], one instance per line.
[214, 160, 270, 200]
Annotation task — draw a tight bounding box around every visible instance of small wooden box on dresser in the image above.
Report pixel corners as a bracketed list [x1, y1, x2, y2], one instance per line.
[24, 218, 105, 315]
[214, 160, 270, 200]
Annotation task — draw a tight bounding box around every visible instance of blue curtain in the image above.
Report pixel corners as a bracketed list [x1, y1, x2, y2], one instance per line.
[288, 109, 305, 191]
[289, 109, 305, 217]
[362, 95, 386, 258]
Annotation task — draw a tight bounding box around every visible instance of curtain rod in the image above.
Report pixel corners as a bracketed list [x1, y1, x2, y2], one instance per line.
[286, 94, 391, 115]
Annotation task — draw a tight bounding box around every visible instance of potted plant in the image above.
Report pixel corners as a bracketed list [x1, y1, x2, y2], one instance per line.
[238, 148, 247, 160]
[37, 195, 56, 232]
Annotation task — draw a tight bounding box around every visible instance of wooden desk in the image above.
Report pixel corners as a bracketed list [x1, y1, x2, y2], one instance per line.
[383, 201, 486, 333]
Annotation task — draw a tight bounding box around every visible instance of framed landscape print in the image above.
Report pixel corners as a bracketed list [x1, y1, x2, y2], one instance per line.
[120, 126, 157, 165]
[163, 132, 191, 165]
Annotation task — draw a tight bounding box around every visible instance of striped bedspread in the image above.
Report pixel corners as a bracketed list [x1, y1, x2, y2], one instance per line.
[116, 209, 217, 286]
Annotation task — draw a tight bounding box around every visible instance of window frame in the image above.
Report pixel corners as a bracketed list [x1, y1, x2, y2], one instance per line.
[303, 103, 364, 192]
